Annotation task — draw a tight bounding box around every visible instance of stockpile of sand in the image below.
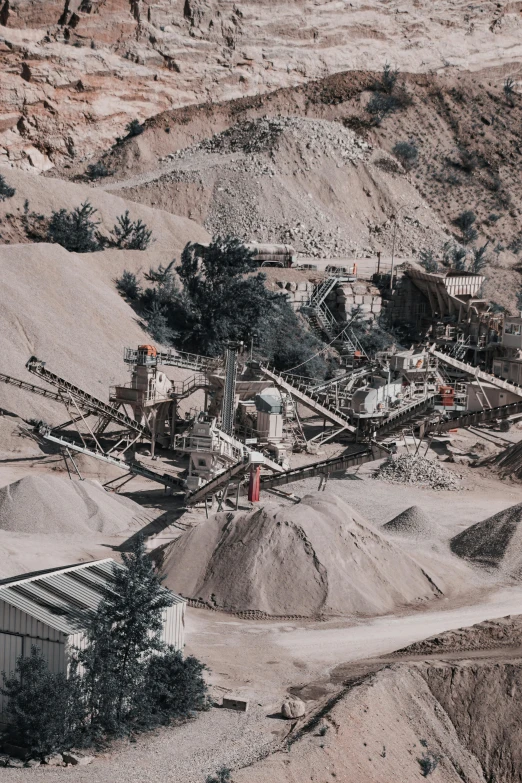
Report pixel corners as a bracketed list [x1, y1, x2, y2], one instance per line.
[382, 505, 433, 538]
[450, 502, 522, 577]
[159, 493, 443, 617]
[0, 474, 146, 536]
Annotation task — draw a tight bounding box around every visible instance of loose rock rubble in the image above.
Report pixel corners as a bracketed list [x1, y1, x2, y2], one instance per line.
[156, 116, 370, 258]
[375, 454, 461, 491]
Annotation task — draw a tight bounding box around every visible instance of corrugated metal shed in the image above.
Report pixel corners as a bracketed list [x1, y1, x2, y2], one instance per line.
[0, 559, 184, 635]
[0, 559, 186, 713]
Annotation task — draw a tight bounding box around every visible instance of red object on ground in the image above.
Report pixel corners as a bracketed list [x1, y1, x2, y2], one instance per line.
[248, 465, 261, 502]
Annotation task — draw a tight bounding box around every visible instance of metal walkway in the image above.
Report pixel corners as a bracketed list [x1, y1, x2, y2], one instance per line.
[26, 357, 150, 438]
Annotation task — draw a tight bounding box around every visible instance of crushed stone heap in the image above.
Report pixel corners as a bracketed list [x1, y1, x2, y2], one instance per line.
[158, 493, 444, 617]
[0, 474, 146, 536]
[375, 454, 461, 491]
[450, 502, 522, 576]
[382, 505, 433, 538]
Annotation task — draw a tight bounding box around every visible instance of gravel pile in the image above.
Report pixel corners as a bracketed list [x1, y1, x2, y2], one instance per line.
[157, 116, 370, 257]
[375, 454, 461, 491]
[0, 474, 145, 536]
[382, 505, 433, 537]
[450, 502, 522, 575]
[159, 492, 443, 617]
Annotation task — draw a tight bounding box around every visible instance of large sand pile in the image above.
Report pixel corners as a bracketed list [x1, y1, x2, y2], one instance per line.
[0, 473, 147, 535]
[160, 493, 443, 617]
[450, 502, 522, 577]
[383, 505, 433, 538]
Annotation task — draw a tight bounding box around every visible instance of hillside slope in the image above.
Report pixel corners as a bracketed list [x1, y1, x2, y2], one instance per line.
[1, 0, 522, 168]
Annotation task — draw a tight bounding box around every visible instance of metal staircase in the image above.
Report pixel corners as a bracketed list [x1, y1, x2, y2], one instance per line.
[26, 358, 150, 438]
[304, 277, 368, 368]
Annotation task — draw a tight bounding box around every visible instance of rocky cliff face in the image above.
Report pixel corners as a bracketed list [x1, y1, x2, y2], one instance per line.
[1, 0, 522, 171]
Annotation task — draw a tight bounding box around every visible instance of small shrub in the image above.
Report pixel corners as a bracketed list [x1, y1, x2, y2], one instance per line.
[145, 649, 209, 725]
[47, 201, 101, 253]
[504, 76, 515, 105]
[454, 210, 478, 245]
[471, 242, 490, 273]
[373, 62, 399, 94]
[116, 269, 141, 300]
[443, 240, 467, 271]
[85, 161, 112, 181]
[489, 301, 505, 313]
[366, 93, 400, 125]
[206, 768, 232, 783]
[126, 119, 145, 137]
[419, 247, 438, 273]
[108, 210, 153, 250]
[1, 646, 86, 759]
[392, 141, 418, 170]
[418, 750, 440, 777]
[0, 173, 15, 201]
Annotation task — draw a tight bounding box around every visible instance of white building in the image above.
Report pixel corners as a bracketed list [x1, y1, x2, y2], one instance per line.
[0, 559, 186, 714]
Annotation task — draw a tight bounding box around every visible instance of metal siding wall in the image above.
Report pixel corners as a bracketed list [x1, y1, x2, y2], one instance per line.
[0, 632, 23, 714]
[0, 600, 63, 642]
[161, 603, 186, 650]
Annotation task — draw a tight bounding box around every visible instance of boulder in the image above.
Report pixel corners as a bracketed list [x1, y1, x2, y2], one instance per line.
[44, 753, 64, 766]
[62, 752, 95, 766]
[281, 697, 306, 719]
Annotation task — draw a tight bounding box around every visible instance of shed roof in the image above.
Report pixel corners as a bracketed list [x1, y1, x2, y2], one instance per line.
[0, 559, 185, 636]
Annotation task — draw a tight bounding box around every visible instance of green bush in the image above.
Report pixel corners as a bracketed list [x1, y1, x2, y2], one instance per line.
[108, 210, 153, 250]
[453, 210, 478, 245]
[85, 162, 112, 181]
[392, 141, 418, 170]
[1, 647, 85, 759]
[0, 173, 15, 201]
[116, 269, 141, 300]
[126, 119, 145, 137]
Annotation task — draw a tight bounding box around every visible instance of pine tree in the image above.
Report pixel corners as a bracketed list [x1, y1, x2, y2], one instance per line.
[47, 201, 101, 253]
[109, 210, 153, 250]
[77, 536, 174, 735]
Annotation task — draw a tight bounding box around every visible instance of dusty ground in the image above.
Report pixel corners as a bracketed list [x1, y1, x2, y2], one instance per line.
[2, 434, 522, 781]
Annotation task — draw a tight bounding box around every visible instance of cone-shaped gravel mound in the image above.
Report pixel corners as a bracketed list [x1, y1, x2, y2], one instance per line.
[159, 493, 443, 617]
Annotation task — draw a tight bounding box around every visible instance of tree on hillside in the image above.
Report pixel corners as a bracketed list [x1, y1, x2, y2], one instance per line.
[174, 237, 282, 355]
[107, 210, 153, 251]
[454, 210, 478, 245]
[47, 201, 101, 253]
